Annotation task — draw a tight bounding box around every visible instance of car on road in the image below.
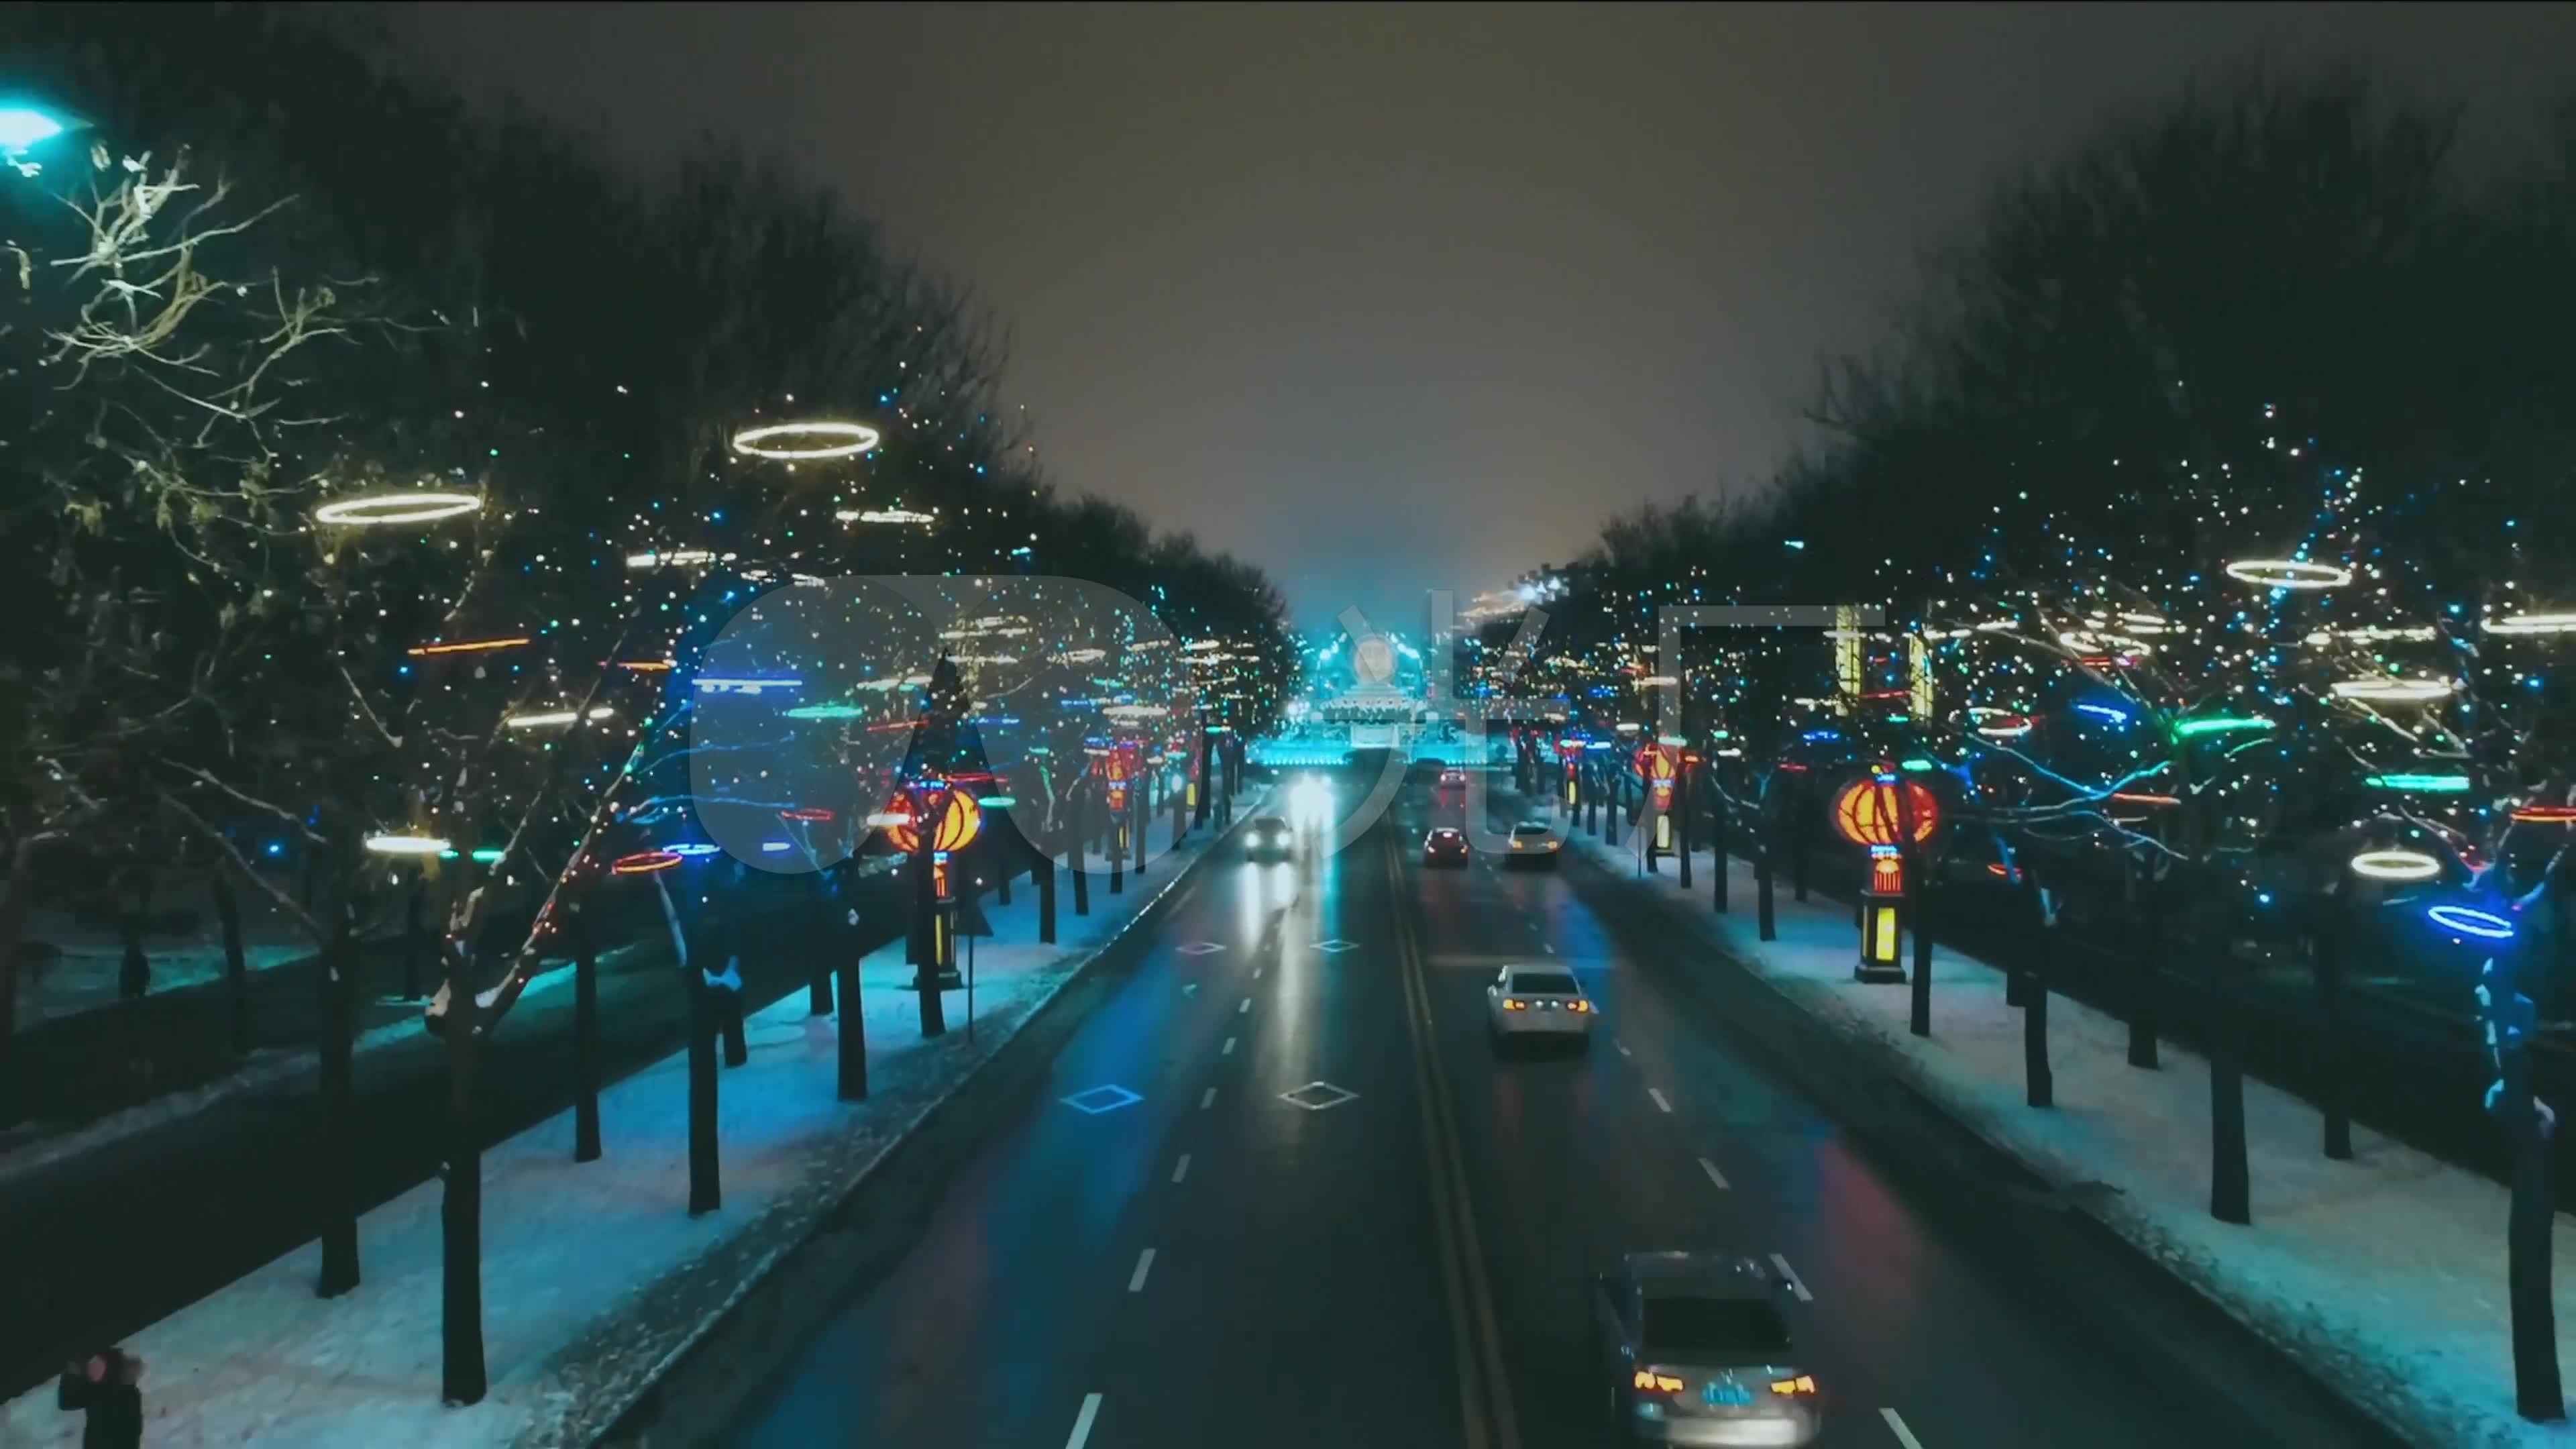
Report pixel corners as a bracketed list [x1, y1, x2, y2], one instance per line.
[1486, 965, 1593, 1050]
[1591, 1252, 1821, 1446]
[1438, 768, 1469, 793]
[1424, 826, 1470, 866]
[1504, 820, 1561, 866]
[1244, 815, 1295, 862]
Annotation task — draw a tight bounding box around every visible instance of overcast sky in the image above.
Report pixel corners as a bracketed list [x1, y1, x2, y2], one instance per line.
[376, 2, 2576, 631]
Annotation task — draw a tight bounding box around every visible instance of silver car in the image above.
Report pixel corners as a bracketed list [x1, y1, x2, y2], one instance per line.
[1485, 965, 1595, 1051]
[1591, 1252, 1821, 1446]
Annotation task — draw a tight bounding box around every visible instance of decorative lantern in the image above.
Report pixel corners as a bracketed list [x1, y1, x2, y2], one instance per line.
[1831, 768, 1940, 982]
[877, 787, 984, 857]
[1639, 743, 1681, 852]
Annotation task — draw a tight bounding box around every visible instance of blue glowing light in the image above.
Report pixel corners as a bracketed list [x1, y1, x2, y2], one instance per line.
[2074, 703, 2129, 724]
[667, 843, 722, 857]
[2426, 904, 2516, 941]
[0, 106, 68, 152]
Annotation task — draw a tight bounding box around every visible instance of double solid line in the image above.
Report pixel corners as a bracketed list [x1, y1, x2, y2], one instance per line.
[1384, 832, 1522, 1449]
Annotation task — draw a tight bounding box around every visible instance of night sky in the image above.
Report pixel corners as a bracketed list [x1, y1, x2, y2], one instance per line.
[377, 3, 2576, 631]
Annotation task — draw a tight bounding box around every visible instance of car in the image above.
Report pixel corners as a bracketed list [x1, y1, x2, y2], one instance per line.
[1424, 826, 1470, 866]
[1591, 1252, 1821, 1446]
[1504, 819, 1562, 866]
[1244, 815, 1295, 862]
[1438, 769, 1469, 792]
[1486, 965, 1593, 1050]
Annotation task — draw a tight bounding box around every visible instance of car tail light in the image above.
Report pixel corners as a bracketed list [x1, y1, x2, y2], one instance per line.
[1633, 1370, 1685, 1395]
[1770, 1376, 1817, 1396]
[1568, 1000, 1591, 1013]
[1503, 998, 1527, 1011]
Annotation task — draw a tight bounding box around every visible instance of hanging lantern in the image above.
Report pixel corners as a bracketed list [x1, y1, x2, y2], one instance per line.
[877, 788, 983, 855]
[1831, 773, 1941, 847]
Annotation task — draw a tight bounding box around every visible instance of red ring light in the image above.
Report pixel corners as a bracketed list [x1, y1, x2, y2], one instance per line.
[612, 850, 683, 875]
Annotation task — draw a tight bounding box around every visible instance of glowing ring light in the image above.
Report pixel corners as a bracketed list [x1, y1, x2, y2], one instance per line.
[667, 843, 723, 857]
[409, 637, 531, 657]
[2486, 613, 2576, 637]
[2330, 678, 2455, 702]
[2425, 904, 2515, 941]
[2350, 849, 2440, 881]
[730, 421, 881, 461]
[2511, 806, 2576, 824]
[313, 491, 481, 527]
[364, 835, 451, 856]
[2222, 559, 2350, 590]
[779, 807, 837, 822]
[611, 850, 684, 875]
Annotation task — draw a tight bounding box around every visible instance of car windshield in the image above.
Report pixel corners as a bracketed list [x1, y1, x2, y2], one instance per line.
[1512, 825, 1550, 837]
[1641, 1296, 1791, 1357]
[1511, 972, 1580, 996]
[1432, 830, 1461, 841]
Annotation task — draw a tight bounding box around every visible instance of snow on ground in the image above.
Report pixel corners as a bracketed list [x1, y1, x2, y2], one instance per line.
[0, 795, 1258, 1449]
[11, 869, 375, 1034]
[1558, 815, 2576, 1448]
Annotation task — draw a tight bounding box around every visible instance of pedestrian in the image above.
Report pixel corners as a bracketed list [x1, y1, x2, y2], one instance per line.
[57, 1347, 144, 1448]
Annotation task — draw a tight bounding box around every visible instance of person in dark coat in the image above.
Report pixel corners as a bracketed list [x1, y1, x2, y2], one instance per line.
[58, 1347, 144, 1448]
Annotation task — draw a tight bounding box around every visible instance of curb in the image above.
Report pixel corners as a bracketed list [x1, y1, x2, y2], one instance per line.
[582, 798, 1268, 1448]
[1553, 833, 2418, 1449]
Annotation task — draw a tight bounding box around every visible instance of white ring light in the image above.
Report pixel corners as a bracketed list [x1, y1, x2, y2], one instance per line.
[2330, 678, 2455, 702]
[2487, 613, 2576, 637]
[2223, 559, 2350, 590]
[731, 421, 882, 461]
[2350, 849, 2440, 881]
[313, 492, 480, 527]
[365, 834, 452, 856]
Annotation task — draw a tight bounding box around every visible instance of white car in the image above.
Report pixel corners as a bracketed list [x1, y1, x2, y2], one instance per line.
[1487, 965, 1595, 1051]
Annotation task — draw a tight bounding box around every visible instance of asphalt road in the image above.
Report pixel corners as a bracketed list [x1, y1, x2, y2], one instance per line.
[727, 774, 2384, 1448]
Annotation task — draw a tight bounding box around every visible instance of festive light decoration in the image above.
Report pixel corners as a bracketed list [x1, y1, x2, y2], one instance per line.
[1968, 706, 2033, 739]
[2365, 773, 2473, 793]
[730, 420, 882, 460]
[2351, 849, 2442, 881]
[2426, 904, 2516, 941]
[408, 636, 531, 657]
[2108, 792, 2179, 807]
[364, 835, 451, 856]
[2173, 715, 2273, 738]
[0, 105, 68, 153]
[2485, 613, 2576, 637]
[837, 508, 936, 525]
[877, 788, 984, 855]
[1831, 773, 1941, 847]
[504, 706, 615, 729]
[313, 491, 480, 527]
[610, 658, 674, 672]
[778, 807, 836, 822]
[2222, 558, 2351, 590]
[782, 703, 868, 720]
[2510, 806, 2576, 824]
[667, 843, 723, 857]
[611, 850, 683, 875]
[2331, 678, 2455, 702]
[694, 676, 802, 694]
[625, 549, 728, 569]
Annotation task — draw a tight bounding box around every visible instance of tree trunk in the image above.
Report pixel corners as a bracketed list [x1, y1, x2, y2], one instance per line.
[439, 929, 488, 1405]
[2504, 1053, 2565, 1420]
[1038, 851, 1057, 945]
[0, 834, 43, 1116]
[1789, 797, 1809, 903]
[2128, 853, 2161, 1069]
[1069, 841, 1089, 917]
[1755, 836, 1778, 943]
[315, 896, 361, 1297]
[2208, 965, 2251, 1225]
[2024, 941, 2053, 1108]
[808, 877, 837, 1016]
[402, 881, 425, 1001]
[212, 863, 251, 1057]
[572, 886, 601, 1163]
[1675, 768, 1692, 889]
[1909, 869, 1933, 1038]
[1109, 810, 1124, 895]
[914, 839, 947, 1038]
[1710, 788, 1729, 914]
[722, 979, 749, 1067]
[1135, 775, 1150, 877]
[687, 962, 721, 1215]
[2313, 913, 2353, 1161]
[837, 883, 867, 1102]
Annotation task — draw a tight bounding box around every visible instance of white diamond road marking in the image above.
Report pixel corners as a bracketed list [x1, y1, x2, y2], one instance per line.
[1177, 941, 1226, 956]
[1061, 1084, 1142, 1116]
[1279, 1080, 1359, 1112]
[1313, 938, 1358, 953]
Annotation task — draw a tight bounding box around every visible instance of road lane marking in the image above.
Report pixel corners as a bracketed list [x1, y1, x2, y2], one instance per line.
[1770, 1252, 1813, 1301]
[1128, 1247, 1157, 1292]
[1222, 1035, 1237, 1056]
[1385, 840, 1499, 1449]
[1390, 839, 1521, 1449]
[1238, 996, 1252, 1014]
[1542, 943, 1555, 953]
[1200, 1087, 1216, 1110]
[1615, 1038, 1631, 1058]
[1648, 1087, 1674, 1114]
[1699, 1157, 1729, 1190]
[1066, 1393, 1102, 1448]
[1254, 964, 1265, 979]
[1880, 1407, 1923, 1448]
[1172, 1152, 1191, 1183]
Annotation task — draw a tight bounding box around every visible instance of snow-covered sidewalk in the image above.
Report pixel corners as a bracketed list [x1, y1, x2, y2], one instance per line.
[0, 797, 1258, 1449]
[11, 869, 350, 1034]
[1562, 817, 2576, 1449]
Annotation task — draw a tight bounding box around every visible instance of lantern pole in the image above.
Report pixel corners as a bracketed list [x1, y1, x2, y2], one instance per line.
[1840, 763, 1931, 984]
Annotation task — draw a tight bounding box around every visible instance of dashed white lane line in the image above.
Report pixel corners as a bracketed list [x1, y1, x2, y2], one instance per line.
[1699, 1157, 1729, 1190]
[1238, 996, 1252, 1014]
[1648, 1087, 1674, 1114]
[1770, 1252, 1813, 1302]
[1543, 943, 1556, 953]
[1254, 965, 1264, 979]
[1200, 1087, 1216, 1110]
[1128, 1247, 1157, 1292]
[1880, 1407, 1923, 1448]
[1066, 1393, 1102, 1448]
[1172, 1152, 1192, 1183]
[1615, 1038, 1632, 1058]
[1222, 1034, 1238, 1056]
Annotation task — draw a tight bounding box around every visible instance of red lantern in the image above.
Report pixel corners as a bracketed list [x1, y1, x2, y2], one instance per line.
[1831, 773, 1940, 847]
[878, 788, 983, 855]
